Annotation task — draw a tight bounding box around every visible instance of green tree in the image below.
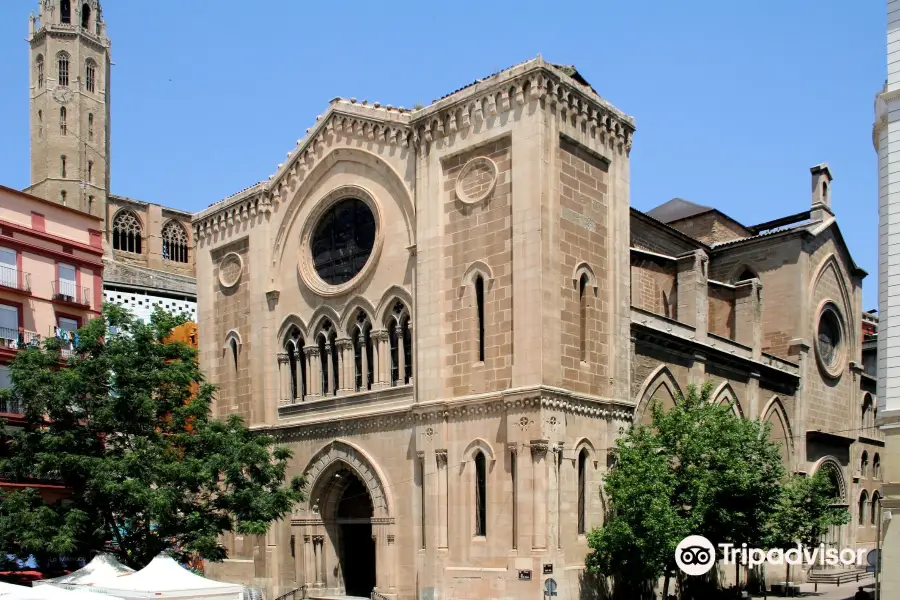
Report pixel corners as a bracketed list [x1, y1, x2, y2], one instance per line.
[0, 305, 304, 569]
[763, 470, 848, 585]
[586, 382, 786, 600]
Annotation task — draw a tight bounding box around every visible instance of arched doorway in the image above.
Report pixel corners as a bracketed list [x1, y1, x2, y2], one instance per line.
[334, 470, 376, 597]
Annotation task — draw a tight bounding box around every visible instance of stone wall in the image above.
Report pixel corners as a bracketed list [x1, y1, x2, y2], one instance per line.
[630, 251, 677, 318]
[666, 211, 750, 245]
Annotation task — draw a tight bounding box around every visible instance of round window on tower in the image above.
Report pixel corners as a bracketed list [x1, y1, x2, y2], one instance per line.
[297, 185, 384, 297]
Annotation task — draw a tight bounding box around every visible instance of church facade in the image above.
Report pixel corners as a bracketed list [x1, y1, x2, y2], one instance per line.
[193, 58, 880, 599]
[25, 0, 197, 323]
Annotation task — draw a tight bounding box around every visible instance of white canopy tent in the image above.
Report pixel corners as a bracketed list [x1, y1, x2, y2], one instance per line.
[34, 555, 133, 590]
[0, 581, 29, 596]
[0, 586, 125, 600]
[86, 555, 243, 600]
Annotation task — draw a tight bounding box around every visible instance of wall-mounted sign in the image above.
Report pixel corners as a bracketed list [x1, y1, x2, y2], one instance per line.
[543, 564, 553, 575]
[517, 570, 532, 581]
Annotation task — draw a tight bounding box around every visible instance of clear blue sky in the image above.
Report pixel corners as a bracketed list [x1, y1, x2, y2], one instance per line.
[0, 1, 885, 307]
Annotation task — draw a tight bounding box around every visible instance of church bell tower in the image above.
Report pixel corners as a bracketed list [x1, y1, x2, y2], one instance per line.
[27, 0, 110, 218]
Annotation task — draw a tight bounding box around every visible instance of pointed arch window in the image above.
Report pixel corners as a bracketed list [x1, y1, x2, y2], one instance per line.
[387, 301, 412, 386]
[861, 450, 869, 478]
[285, 328, 305, 402]
[577, 448, 588, 534]
[112, 210, 143, 254]
[863, 394, 875, 432]
[36, 55, 44, 89]
[859, 490, 868, 526]
[59, 107, 67, 135]
[162, 221, 189, 263]
[474, 451, 487, 537]
[317, 321, 339, 396]
[60, 0, 71, 24]
[85, 59, 96, 93]
[81, 3, 91, 29]
[229, 338, 238, 372]
[88, 113, 93, 140]
[874, 453, 881, 480]
[38, 110, 43, 139]
[579, 273, 589, 362]
[872, 492, 881, 526]
[352, 312, 374, 392]
[475, 275, 485, 362]
[87, 160, 93, 183]
[57, 53, 69, 87]
[60, 155, 66, 178]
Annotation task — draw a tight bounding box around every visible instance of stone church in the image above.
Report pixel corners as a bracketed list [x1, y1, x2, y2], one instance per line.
[193, 56, 881, 599]
[24, 0, 197, 323]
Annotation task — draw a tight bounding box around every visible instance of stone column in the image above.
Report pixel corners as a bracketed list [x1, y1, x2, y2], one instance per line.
[336, 339, 353, 395]
[372, 330, 389, 389]
[734, 279, 763, 360]
[508, 442, 518, 550]
[302, 534, 313, 587]
[406, 322, 414, 386]
[397, 329, 406, 386]
[436, 449, 448, 549]
[323, 343, 333, 396]
[313, 535, 325, 587]
[277, 353, 290, 405]
[305, 347, 320, 399]
[676, 249, 709, 342]
[531, 440, 549, 550]
[360, 333, 369, 391]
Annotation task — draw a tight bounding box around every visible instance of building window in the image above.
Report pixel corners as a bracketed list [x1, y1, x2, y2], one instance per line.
[0, 304, 19, 347]
[285, 328, 305, 402]
[474, 451, 487, 537]
[579, 273, 589, 362]
[58, 316, 79, 335]
[0, 365, 10, 391]
[56, 263, 77, 302]
[577, 448, 588, 534]
[816, 305, 843, 370]
[60, 107, 67, 135]
[36, 55, 44, 89]
[822, 181, 828, 204]
[38, 110, 43, 139]
[229, 338, 238, 371]
[58, 53, 69, 87]
[0, 248, 17, 290]
[859, 491, 868, 526]
[85, 60, 95, 93]
[61, 155, 67, 178]
[60, 0, 71, 24]
[88, 113, 93, 139]
[60, 190, 66, 205]
[310, 197, 376, 285]
[161, 221, 189, 263]
[352, 312, 373, 392]
[81, 3, 90, 29]
[874, 453, 881, 480]
[316, 322, 338, 396]
[475, 275, 485, 362]
[863, 394, 875, 432]
[872, 492, 881, 526]
[87, 160, 93, 183]
[112, 210, 142, 254]
[510, 448, 517, 549]
[861, 450, 869, 478]
[402, 315, 412, 383]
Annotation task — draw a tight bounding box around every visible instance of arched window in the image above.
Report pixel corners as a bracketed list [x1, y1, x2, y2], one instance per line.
[229, 338, 238, 371]
[285, 328, 305, 402]
[859, 491, 868, 526]
[317, 321, 338, 396]
[87, 160, 93, 183]
[352, 312, 373, 392]
[388, 320, 399, 386]
[60, 190, 66, 205]
[59, 106, 67, 135]
[85, 59, 96, 93]
[402, 315, 412, 383]
[579, 272, 589, 362]
[36, 55, 44, 89]
[38, 110, 43, 139]
[162, 221, 189, 263]
[861, 451, 869, 478]
[60, 155, 66, 178]
[822, 181, 828, 203]
[872, 492, 881, 526]
[577, 448, 588, 534]
[475, 275, 485, 362]
[737, 268, 756, 282]
[474, 451, 487, 537]
[57, 53, 69, 87]
[88, 113, 93, 139]
[874, 453, 881, 480]
[112, 210, 143, 254]
[863, 394, 874, 432]
[387, 301, 412, 386]
[60, 0, 71, 24]
[81, 3, 90, 29]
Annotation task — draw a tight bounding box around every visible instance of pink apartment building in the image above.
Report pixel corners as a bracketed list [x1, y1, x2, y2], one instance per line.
[0, 184, 103, 438]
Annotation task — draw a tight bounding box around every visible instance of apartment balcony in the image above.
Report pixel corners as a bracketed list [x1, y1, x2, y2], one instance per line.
[51, 281, 90, 309]
[0, 266, 31, 295]
[0, 327, 41, 361]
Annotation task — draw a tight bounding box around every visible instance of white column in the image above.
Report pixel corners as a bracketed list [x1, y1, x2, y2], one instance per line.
[397, 330, 406, 386]
[277, 353, 290, 405]
[406, 323, 414, 385]
[360, 333, 369, 390]
[305, 348, 320, 399]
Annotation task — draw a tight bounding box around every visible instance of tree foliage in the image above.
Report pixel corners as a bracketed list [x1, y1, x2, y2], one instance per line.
[0, 305, 305, 569]
[586, 382, 789, 599]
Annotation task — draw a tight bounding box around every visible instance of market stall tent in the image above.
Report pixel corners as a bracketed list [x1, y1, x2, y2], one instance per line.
[34, 555, 133, 590]
[0, 586, 124, 600]
[87, 556, 243, 600]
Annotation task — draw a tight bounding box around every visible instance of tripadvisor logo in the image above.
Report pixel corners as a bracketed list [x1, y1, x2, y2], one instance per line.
[675, 535, 870, 576]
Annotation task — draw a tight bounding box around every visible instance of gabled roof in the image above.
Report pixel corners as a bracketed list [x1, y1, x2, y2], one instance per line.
[646, 198, 714, 223]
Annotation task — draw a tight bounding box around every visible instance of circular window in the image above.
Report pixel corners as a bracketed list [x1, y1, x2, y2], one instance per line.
[297, 185, 384, 298]
[310, 198, 376, 285]
[218, 253, 243, 288]
[816, 303, 844, 377]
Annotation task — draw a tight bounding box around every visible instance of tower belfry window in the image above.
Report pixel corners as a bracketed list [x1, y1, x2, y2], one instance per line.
[36, 55, 44, 89]
[60, 0, 71, 24]
[60, 156, 66, 178]
[87, 161, 93, 183]
[58, 53, 69, 87]
[59, 107, 66, 135]
[162, 221, 189, 263]
[112, 210, 143, 254]
[81, 3, 91, 29]
[88, 113, 94, 139]
[38, 110, 43, 139]
[85, 60, 95, 93]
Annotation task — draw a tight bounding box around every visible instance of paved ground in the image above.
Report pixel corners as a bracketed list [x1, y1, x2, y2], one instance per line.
[764, 575, 877, 599]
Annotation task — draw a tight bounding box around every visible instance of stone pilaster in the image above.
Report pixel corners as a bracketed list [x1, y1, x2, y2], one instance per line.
[305, 347, 320, 400]
[277, 352, 290, 406]
[436, 449, 448, 550]
[676, 249, 709, 342]
[336, 338, 353, 395]
[531, 440, 549, 550]
[734, 278, 763, 360]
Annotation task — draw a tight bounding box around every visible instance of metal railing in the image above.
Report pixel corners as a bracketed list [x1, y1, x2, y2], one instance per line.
[0, 326, 41, 350]
[0, 266, 31, 293]
[273, 586, 307, 600]
[52, 280, 90, 306]
[371, 591, 390, 600]
[0, 397, 22, 414]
